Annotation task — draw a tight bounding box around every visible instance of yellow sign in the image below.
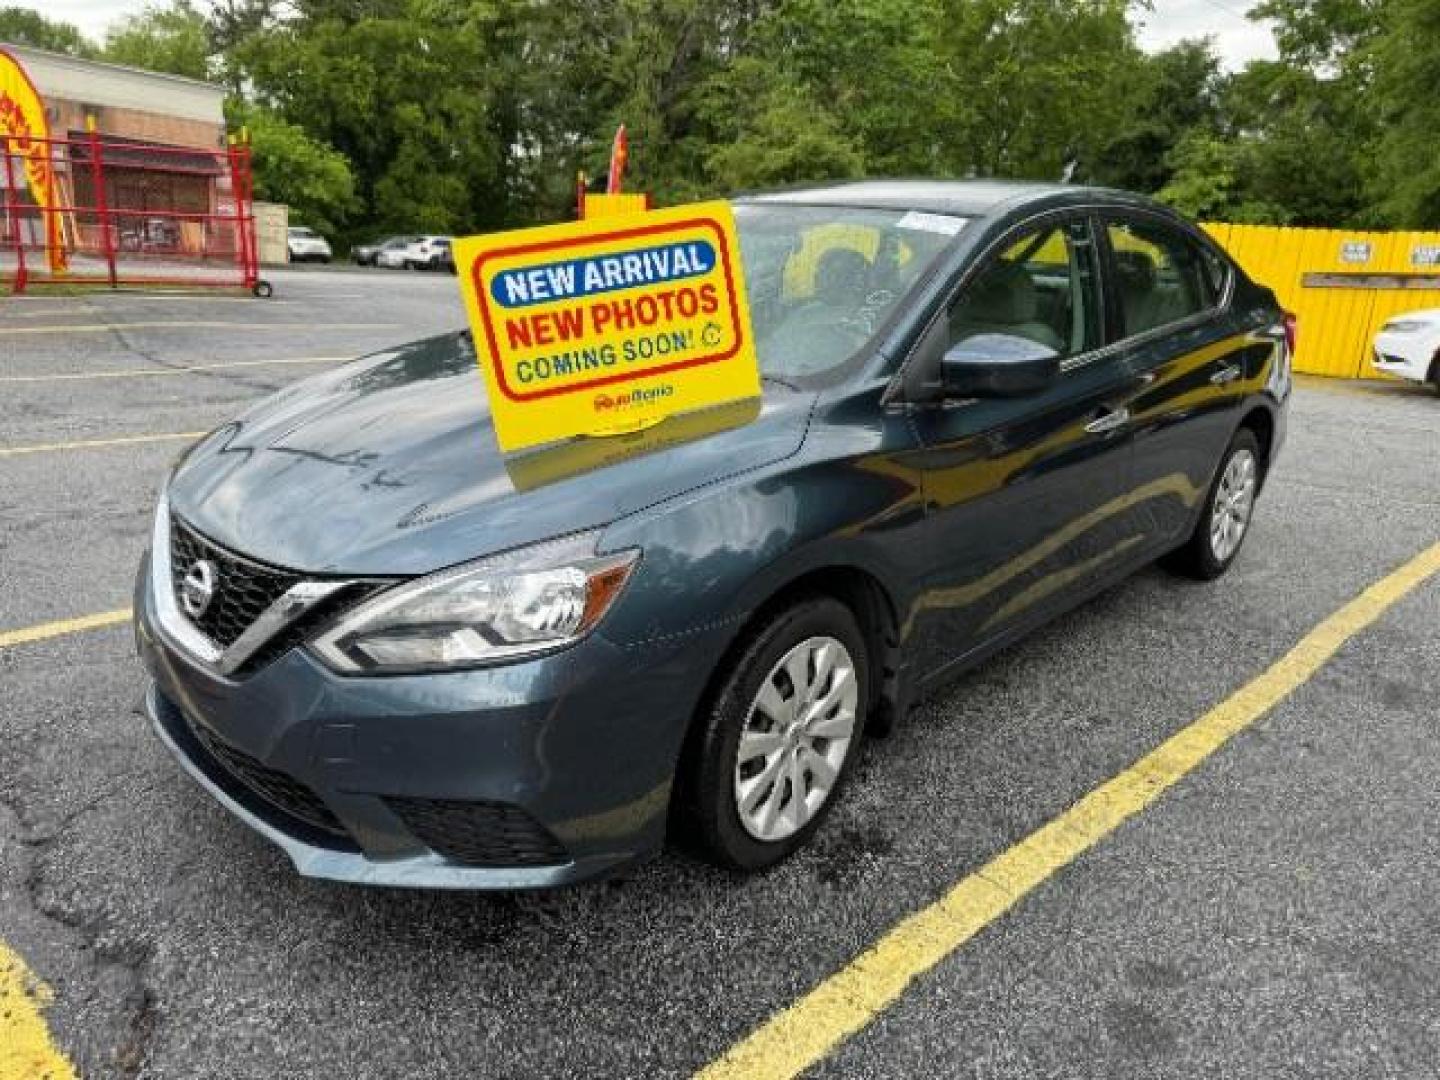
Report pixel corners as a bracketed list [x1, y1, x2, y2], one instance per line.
[0, 47, 66, 274]
[455, 201, 760, 452]
[582, 193, 651, 220]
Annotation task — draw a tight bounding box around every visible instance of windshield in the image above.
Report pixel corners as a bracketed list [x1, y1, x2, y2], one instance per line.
[733, 203, 965, 381]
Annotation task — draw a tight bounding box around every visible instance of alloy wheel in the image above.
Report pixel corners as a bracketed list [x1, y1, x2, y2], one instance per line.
[733, 635, 858, 843]
[1210, 447, 1257, 563]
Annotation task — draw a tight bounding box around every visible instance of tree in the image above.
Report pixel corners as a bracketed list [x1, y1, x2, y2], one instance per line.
[167, 0, 1433, 237]
[1095, 39, 1225, 194]
[229, 103, 358, 235]
[1365, 0, 1440, 227]
[0, 7, 98, 56]
[1251, 0, 1387, 69]
[1158, 131, 1291, 223]
[230, 0, 513, 235]
[103, 1, 212, 80]
[926, 0, 1148, 182]
[701, 60, 863, 190]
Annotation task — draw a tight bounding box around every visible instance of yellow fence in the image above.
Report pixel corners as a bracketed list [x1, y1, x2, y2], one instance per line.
[1204, 223, 1440, 378]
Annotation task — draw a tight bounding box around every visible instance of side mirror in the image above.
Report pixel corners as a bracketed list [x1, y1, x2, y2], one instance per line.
[940, 333, 1060, 398]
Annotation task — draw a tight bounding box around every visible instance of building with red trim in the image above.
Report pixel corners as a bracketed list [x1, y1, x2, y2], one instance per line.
[1, 43, 228, 260]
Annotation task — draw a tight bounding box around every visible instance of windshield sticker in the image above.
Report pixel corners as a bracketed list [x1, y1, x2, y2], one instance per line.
[895, 211, 965, 236]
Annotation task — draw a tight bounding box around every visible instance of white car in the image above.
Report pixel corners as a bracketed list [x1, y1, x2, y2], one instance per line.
[388, 234, 454, 272]
[1373, 308, 1440, 392]
[286, 226, 333, 264]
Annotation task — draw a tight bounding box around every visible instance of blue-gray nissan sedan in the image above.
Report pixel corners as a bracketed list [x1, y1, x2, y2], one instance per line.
[136, 181, 1291, 889]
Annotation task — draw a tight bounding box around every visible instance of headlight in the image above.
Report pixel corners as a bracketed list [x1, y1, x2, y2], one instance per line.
[1382, 319, 1429, 333]
[311, 532, 639, 674]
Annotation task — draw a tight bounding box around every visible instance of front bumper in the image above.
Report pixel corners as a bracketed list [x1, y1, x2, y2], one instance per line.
[1371, 335, 1433, 383]
[135, 552, 729, 889]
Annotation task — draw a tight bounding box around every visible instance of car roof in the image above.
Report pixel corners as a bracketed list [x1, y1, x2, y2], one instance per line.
[740, 179, 1153, 219]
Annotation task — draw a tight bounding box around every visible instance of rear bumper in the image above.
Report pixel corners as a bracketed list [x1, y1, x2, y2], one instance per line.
[135, 553, 729, 889]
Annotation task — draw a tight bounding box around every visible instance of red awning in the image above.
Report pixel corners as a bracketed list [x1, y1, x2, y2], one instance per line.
[67, 131, 225, 176]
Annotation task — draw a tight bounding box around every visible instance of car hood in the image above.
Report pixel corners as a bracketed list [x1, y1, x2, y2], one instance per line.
[168, 332, 814, 575]
[1380, 308, 1440, 328]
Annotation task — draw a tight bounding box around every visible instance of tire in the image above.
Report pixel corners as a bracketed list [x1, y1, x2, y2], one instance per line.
[677, 596, 869, 871]
[1427, 352, 1440, 397]
[1163, 428, 1262, 581]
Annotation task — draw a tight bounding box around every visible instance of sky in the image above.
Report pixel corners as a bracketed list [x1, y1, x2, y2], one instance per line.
[25, 0, 1280, 72]
[1133, 0, 1279, 69]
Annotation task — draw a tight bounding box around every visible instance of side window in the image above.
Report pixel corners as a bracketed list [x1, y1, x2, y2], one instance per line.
[948, 218, 1101, 360]
[1106, 219, 1218, 338]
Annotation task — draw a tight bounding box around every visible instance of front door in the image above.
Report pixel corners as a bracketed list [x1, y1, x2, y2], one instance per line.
[905, 213, 1151, 683]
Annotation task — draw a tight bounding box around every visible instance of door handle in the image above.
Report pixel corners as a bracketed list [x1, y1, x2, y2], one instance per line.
[1084, 407, 1129, 435]
[1210, 364, 1241, 385]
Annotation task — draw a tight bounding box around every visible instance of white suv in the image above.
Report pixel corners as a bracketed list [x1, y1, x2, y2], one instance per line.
[395, 235, 454, 272]
[286, 227, 333, 264]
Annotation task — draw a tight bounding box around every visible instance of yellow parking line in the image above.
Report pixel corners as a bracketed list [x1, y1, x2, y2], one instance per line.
[0, 321, 395, 335]
[0, 356, 348, 383]
[0, 942, 78, 1080]
[0, 431, 205, 457]
[0, 609, 132, 650]
[699, 540, 1440, 1080]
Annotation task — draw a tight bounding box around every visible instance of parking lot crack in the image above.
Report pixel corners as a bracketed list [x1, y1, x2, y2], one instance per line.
[0, 784, 159, 1078]
[18, 781, 157, 848]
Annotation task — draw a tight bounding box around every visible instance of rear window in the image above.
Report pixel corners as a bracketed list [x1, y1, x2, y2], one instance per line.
[1106, 219, 1221, 337]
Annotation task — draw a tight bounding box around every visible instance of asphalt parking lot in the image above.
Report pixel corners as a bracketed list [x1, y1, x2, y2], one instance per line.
[3, 271, 1439, 1079]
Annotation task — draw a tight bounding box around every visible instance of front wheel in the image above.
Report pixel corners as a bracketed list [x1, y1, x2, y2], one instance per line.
[1164, 429, 1262, 581]
[677, 597, 869, 871]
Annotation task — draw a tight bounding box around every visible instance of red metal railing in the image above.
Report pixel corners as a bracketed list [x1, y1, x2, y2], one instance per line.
[0, 129, 260, 293]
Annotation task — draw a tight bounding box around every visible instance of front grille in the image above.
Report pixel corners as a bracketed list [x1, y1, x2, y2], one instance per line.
[169, 517, 303, 649]
[184, 714, 351, 842]
[385, 796, 569, 868]
[235, 581, 388, 676]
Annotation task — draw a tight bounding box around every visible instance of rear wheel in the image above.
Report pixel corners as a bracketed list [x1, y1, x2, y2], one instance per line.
[1427, 351, 1440, 396]
[678, 597, 868, 871]
[1163, 429, 1262, 581]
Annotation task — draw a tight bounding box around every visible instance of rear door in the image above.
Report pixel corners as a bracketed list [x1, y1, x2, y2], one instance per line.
[905, 212, 1152, 682]
[1099, 212, 1263, 550]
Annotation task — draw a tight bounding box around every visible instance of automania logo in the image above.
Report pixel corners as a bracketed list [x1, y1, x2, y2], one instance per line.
[593, 385, 674, 412]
